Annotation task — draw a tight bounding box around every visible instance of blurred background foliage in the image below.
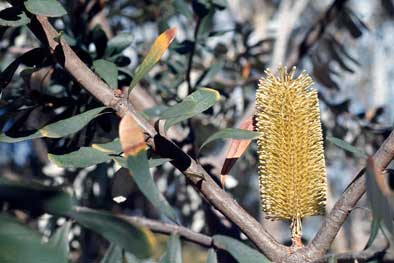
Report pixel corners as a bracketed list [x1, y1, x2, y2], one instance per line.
[1, 0, 394, 262]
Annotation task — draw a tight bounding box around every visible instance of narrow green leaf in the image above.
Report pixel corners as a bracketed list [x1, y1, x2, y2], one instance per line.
[0, 177, 73, 216]
[93, 59, 118, 89]
[160, 233, 182, 263]
[126, 151, 178, 222]
[100, 243, 123, 263]
[0, 131, 41, 143]
[326, 136, 367, 158]
[48, 221, 71, 261]
[113, 156, 171, 169]
[200, 128, 260, 150]
[149, 158, 172, 167]
[92, 139, 122, 154]
[39, 107, 105, 138]
[48, 147, 111, 168]
[69, 207, 155, 259]
[364, 218, 380, 249]
[24, 0, 67, 17]
[196, 58, 225, 87]
[160, 88, 220, 131]
[0, 107, 105, 143]
[128, 28, 176, 93]
[365, 160, 394, 235]
[0, 214, 67, 263]
[172, 0, 193, 19]
[212, 235, 270, 263]
[106, 33, 133, 57]
[0, 7, 30, 27]
[206, 249, 217, 263]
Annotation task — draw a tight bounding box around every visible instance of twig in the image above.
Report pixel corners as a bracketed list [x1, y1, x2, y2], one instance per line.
[25, 15, 288, 261]
[121, 215, 213, 248]
[301, 129, 394, 260]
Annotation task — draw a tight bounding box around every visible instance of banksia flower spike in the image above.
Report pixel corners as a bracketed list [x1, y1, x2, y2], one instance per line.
[255, 66, 327, 247]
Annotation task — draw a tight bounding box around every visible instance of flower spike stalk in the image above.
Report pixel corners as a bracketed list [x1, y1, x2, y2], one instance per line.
[255, 66, 327, 247]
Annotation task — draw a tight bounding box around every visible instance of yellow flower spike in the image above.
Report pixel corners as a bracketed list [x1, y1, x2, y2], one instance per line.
[255, 66, 327, 247]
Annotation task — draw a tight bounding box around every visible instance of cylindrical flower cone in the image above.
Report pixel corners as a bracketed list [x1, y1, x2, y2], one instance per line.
[255, 66, 327, 247]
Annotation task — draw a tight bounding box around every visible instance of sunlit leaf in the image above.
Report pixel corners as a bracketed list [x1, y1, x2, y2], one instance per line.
[212, 235, 270, 263]
[69, 207, 155, 259]
[126, 151, 178, 222]
[0, 7, 30, 27]
[48, 147, 111, 168]
[160, 233, 182, 263]
[128, 27, 177, 93]
[200, 128, 260, 150]
[93, 59, 118, 89]
[24, 0, 67, 17]
[160, 88, 220, 131]
[0, 214, 67, 263]
[326, 136, 367, 158]
[0, 107, 105, 143]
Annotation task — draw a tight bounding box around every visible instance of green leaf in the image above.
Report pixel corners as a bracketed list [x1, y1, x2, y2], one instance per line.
[126, 151, 178, 222]
[128, 27, 176, 93]
[0, 7, 30, 27]
[69, 207, 155, 259]
[160, 88, 220, 131]
[92, 139, 122, 154]
[200, 128, 260, 150]
[160, 233, 182, 263]
[212, 235, 270, 263]
[24, 0, 67, 17]
[113, 156, 171, 169]
[195, 58, 225, 87]
[0, 177, 73, 216]
[100, 243, 123, 263]
[41, 107, 106, 138]
[364, 218, 380, 249]
[149, 158, 172, 167]
[93, 59, 118, 89]
[106, 33, 133, 57]
[48, 221, 71, 261]
[172, 0, 193, 19]
[48, 147, 111, 168]
[0, 214, 67, 263]
[206, 249, 217, 263]
[365, 161, 394, 235]
[0, 107, 106, 143]
[326, 136, 367, 158]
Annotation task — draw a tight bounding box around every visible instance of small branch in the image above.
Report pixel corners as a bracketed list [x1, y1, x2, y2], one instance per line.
[302, 129, 394, 260]
[185, 16, 202, 92]
[122, 215, 213, 248]
[313, 243, 392, 263]
[24, 14, 287, 262]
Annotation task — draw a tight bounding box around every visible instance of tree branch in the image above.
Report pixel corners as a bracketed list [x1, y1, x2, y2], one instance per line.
[121, 215, 213, 248]
[302, 130, 394, 260]
[25, 15, 288, 261]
